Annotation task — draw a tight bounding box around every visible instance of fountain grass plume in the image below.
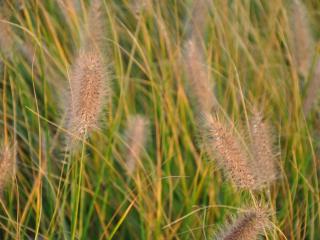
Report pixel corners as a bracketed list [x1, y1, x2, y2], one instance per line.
[66, 49, 110, 141]
[289, 0, 314, 77]
[84, 0, 106, 51]
[184, 38, 217, 114]
[189, 0, 210, 41]
[124, 115, 149, 175]
[0, 142, 16, 193]
[214, 207, 270, 240]
[303, 60, 320, 115]
[201, 113, 259, 189]
[0, 8, 15, 59]
[65, 0, 111, 144]
[249, 109, 278, 185]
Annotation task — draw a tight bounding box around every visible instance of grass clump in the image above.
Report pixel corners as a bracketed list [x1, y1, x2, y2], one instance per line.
[0, 0, 319, 239]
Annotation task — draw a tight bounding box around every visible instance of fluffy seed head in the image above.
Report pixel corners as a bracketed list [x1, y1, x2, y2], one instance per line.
[66, 49, 110, 141]
[249, 110, 278, 185]
[201, 114, 258, 189]
[65, 0, 110, 144]
[57, 0, 80, 21]
[0, 143, 16, 192]
[84, 0, 105, 51]
[0, 10, 15, 58]
[188, 0, 210, 41]
[289, 0, 314, 77]
[131, 0, 152, 16]
[184, 38, 217, 114]
[303, 60, 320, 115]
[215, 207, 269, 240]
[124, 115, 149, 175]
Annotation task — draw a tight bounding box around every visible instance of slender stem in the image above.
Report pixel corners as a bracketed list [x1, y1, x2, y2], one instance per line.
[71, 135, 86, 239]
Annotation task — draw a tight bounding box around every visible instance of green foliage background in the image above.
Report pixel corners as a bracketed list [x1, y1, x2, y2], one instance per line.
[0, 0, 319, 239]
